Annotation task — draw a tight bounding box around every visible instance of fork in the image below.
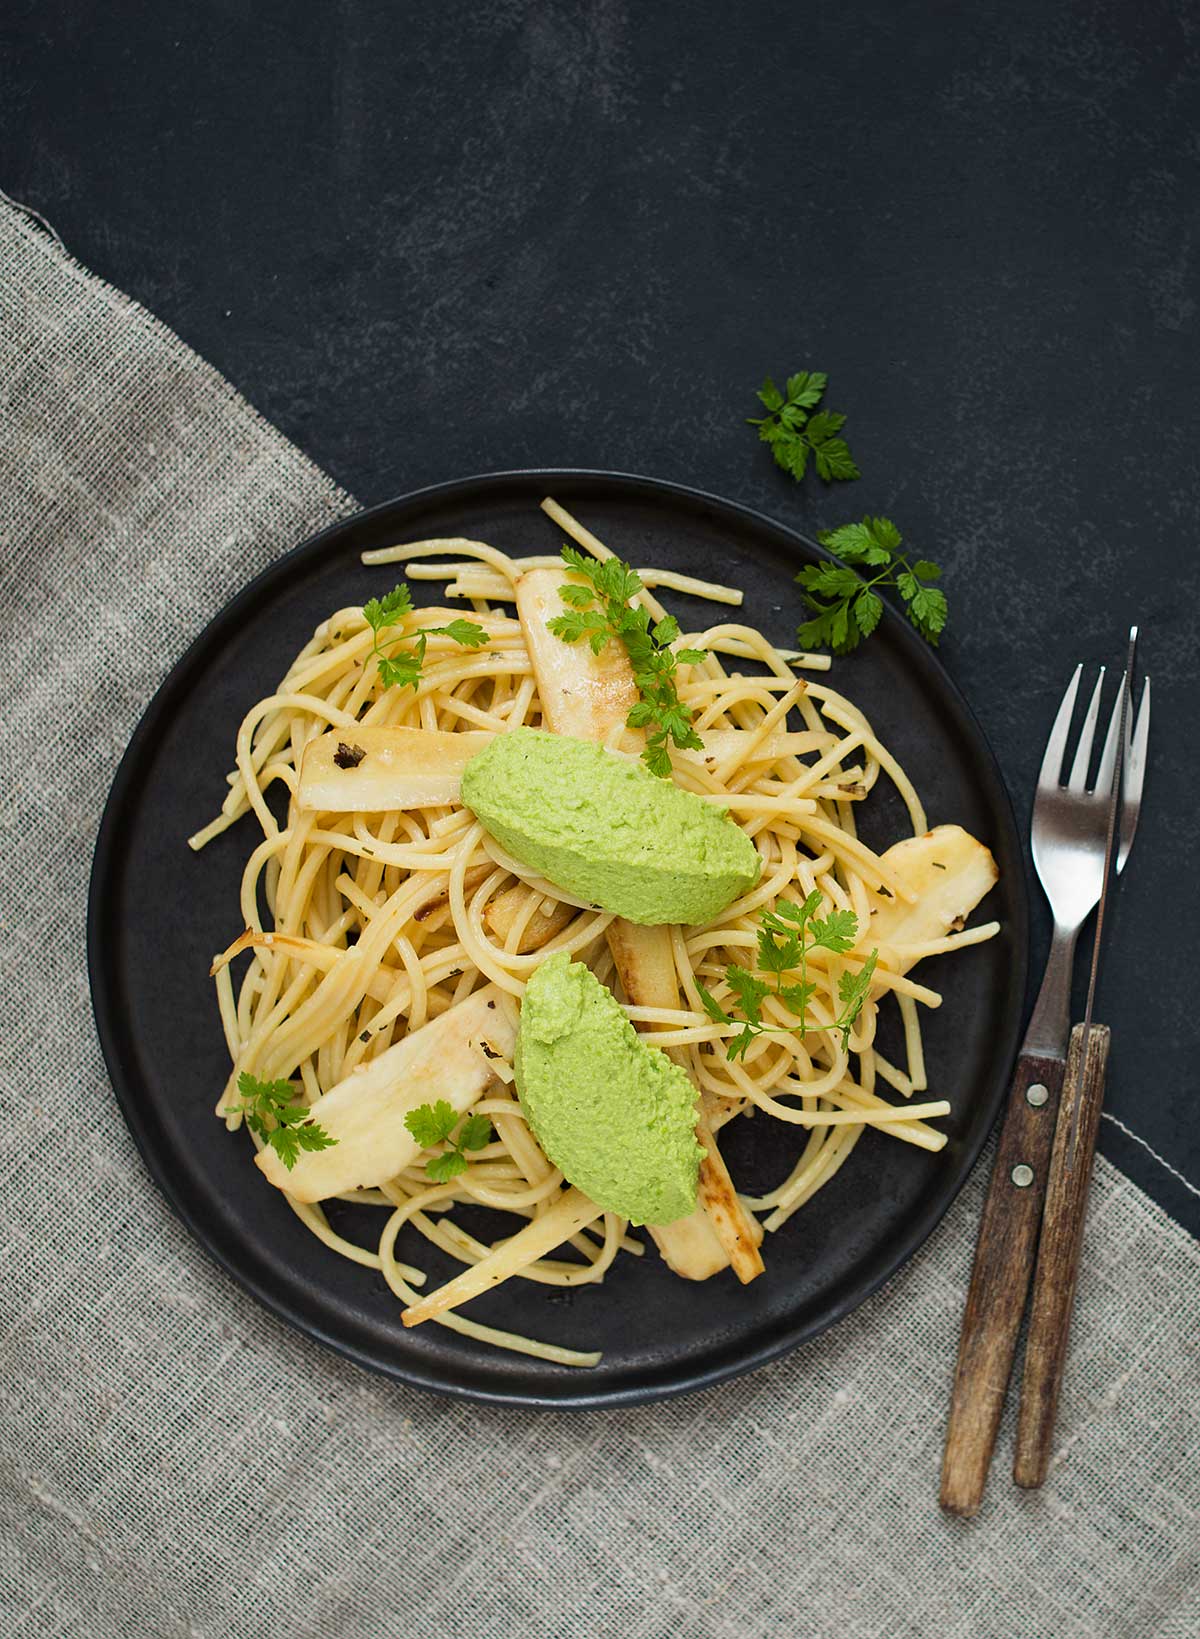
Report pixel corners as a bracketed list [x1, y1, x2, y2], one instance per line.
[939, 652, 1150, 1517]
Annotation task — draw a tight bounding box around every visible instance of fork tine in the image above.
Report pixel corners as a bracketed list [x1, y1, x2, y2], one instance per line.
[1067, 667, 1105, 793]
[1117, 676, 1150, 874]
[1038, 665, 1082, 792]
[1092, 670, 1124, 797]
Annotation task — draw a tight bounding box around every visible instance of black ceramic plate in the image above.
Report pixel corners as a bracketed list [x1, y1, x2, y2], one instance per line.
[89, 470, 1028, 1408]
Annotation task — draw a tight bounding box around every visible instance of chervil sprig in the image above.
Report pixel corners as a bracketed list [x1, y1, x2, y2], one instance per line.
[696, 893, 879, 1060]
[795, 516, 948, 655]
[546, 546, 707, 777]
[747, 370, 860, 485]
[228, 1071, 337, 1170]
[403, 1100, 493, 1183]
[363, 582, 489, 689]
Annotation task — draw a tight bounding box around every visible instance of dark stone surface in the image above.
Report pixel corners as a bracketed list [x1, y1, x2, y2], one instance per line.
[4, 0, 1197, 1234]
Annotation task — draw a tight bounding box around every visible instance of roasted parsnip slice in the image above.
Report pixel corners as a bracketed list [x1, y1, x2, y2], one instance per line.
[869, 825, 999, 971]
[649, 1204, 733, 1282]
[484, 884, 576, 953]
[297, 726, 494, 812]
[606, 920, 764, 1285]
[603, 919, 681, 1015]
[255, 987, 516, 1201]
[401, 1187, 601, 1326]
[514, 567, 639, 742]
[692, 1103, 765, 1278]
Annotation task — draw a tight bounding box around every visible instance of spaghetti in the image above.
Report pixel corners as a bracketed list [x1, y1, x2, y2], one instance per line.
[193, 498, 1000, 1366]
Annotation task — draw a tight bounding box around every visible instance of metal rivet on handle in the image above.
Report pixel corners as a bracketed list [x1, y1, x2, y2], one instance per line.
[1011, 1164, 1034, 1187]
[1026, 1082, 1049, 1107]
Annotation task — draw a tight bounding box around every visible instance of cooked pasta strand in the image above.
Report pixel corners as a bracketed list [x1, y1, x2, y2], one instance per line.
[194, 500, 1000, 1367]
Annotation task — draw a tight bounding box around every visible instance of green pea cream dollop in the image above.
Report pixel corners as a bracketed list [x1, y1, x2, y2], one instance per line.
[460, 727, 761, 926]
[513, 951, 704, 1225]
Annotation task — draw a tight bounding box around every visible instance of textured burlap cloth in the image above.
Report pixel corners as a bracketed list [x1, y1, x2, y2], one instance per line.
[1, 195, 1196, 1639]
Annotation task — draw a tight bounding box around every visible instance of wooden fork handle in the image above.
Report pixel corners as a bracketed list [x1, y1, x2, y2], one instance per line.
[939, 1048, 1066, 1517]
[1014, 1022, 1111, 1489]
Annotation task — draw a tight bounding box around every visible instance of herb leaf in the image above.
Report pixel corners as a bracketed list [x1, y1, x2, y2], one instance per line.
[702, 900, 879, 1059]
[809, 908, 859, 953]
[795, 517, 948, 656]
[546, 607, 609, 649]
[786, 370, 827, 407]
[270, 1124, 300, 1170]
[836, 951, 879, 1029]
[748, 370, 859, 486]
[458, 1113, 494, 1152]
[404, 1099, 458, 1148]
[696, 981, 733, 1025]
[404, 1101, 494, 1182]
[364, 583, 489, 690]
[727, 965, 769, 1022]
[855, 590, 883, 638]
[437, 617, 491, 647]
[228, 1070, 337, 1171]
[426, 1150, 469, 1183]
[363, 584, 413, 630]
[779, 980, 816, 1014]
[546, 548, 706, 776]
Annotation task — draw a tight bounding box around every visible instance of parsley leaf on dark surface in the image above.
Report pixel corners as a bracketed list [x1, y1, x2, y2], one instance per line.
[228, 1070, 336, 1170]
[546, 546, 705, 777]
[796, 517, 949, 656]
[748, 371, 860, 487]
[364, 582, 489, 690]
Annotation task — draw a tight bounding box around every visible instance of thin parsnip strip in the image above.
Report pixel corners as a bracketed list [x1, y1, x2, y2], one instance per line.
[401, 1187, 601, 1325]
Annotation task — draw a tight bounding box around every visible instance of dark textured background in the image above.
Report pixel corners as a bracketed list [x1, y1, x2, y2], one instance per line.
[3, 0, 1197, 1234]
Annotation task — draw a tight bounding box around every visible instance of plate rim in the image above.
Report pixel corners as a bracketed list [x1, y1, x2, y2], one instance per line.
[88, 466, 1030, 1408]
